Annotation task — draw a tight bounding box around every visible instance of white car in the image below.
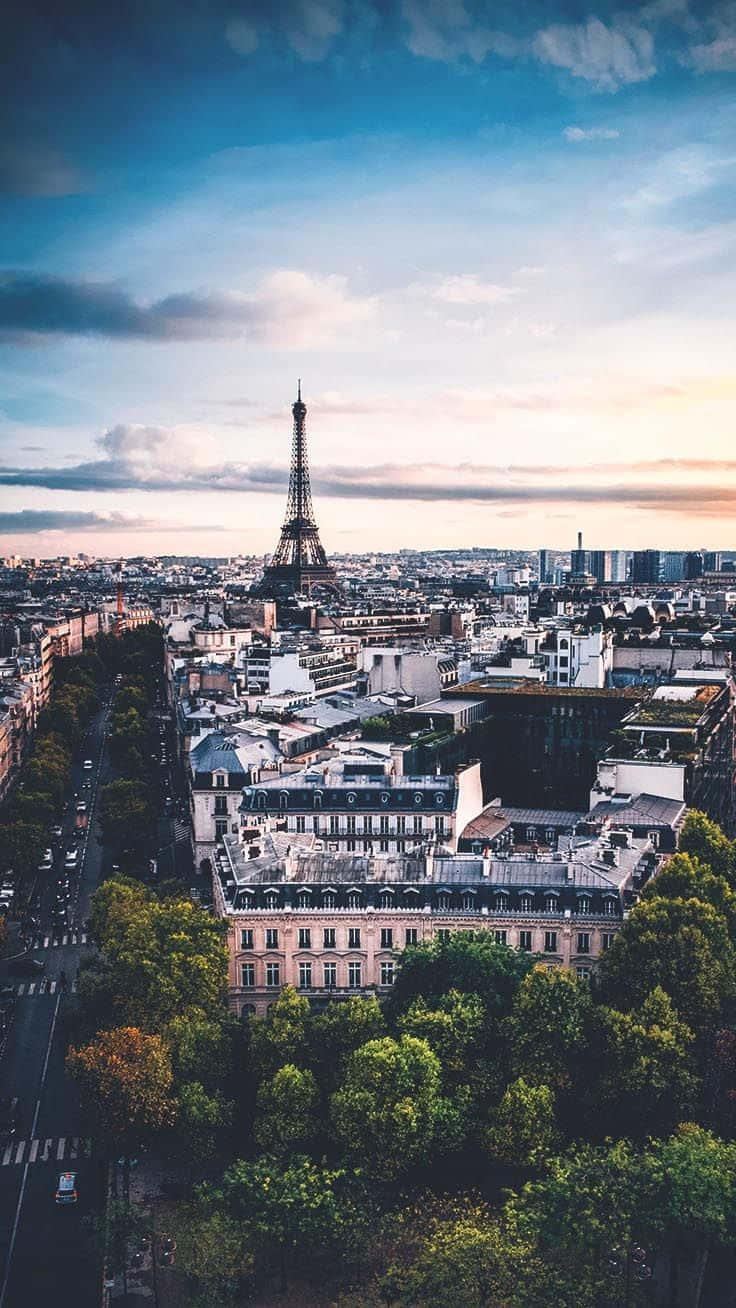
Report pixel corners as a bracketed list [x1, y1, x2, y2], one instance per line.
[64, 849, 79, 870]
[38, 850, 53, 872]
[83, 759, 93, 770]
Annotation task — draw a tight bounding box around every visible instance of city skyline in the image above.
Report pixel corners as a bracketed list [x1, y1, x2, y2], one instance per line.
[3, 1, 736, 555]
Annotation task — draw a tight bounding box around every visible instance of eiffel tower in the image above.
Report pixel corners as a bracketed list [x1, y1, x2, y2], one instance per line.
[258, 382, 338, 595]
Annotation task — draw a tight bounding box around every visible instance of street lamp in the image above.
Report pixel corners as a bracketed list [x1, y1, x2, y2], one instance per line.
[608, 1241, 653, 1306]
[130, 1231, 176, 1307]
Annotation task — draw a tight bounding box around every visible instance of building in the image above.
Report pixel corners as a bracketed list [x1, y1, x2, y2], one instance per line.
[610, 551, 628, 583]
[239, 757, 484, 855]
[242, 639, 359, 697]
[542, 627, 613, 688]
[188, 731, 280, 869]
[632, 550, 662, 585]
[569, 531, 589, 582]
[358, 647, 458, 703]
[213, 829, 655, 1015]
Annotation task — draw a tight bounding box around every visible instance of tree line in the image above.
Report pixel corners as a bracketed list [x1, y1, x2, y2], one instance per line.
[64, 809, 736, 1306]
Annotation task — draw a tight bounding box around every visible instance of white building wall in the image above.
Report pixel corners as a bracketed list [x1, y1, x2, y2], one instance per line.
[591, 757, 686, 807]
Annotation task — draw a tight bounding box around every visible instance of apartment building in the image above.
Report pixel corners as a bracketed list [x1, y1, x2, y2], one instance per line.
[239, 757, 484, 855]
[213, 829, 654, 1015]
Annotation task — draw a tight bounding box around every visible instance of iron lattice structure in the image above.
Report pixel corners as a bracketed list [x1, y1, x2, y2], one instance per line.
[258, 383, 338, 595]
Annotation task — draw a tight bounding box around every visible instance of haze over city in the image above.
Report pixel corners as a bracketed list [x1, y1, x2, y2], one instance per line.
[3, 0, 736, 556]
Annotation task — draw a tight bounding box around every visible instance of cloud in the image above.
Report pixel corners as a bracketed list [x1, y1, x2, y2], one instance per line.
[0, 269, 376, 346]
[622, 145, 736, 212]
[0, 143, 87, 198]
[533, 17, 656, 90]
[225, 17, 260, 56]
[401, 0, 520, 62]
[429, 274, 523, 305]
[226, 0, 347, 62]
[687, 35, 736, 69]
[0, 510, 197, 534]
[563, 125, 620, 142]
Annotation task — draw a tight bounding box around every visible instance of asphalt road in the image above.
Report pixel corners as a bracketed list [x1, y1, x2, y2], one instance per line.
[0, 699, 113, 1308]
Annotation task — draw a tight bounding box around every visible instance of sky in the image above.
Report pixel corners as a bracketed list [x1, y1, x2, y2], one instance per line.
[2, 0, 736, 558]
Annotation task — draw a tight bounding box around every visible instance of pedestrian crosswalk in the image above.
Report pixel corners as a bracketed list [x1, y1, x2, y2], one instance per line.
[173, 819, 190, 844]
[1, 1136, 93, 1166]
[33, 932, 88, 949]
[13, 980, 78, 996]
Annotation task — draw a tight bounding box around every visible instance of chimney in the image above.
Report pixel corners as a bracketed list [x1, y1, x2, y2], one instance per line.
[425, 845, 434, 881]
[577, 531, 583, 552]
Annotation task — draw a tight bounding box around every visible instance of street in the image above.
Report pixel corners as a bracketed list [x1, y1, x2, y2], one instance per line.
[0, 699, 114, 1308]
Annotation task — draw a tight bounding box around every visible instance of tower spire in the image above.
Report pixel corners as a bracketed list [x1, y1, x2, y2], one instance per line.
[256, 382, 337, 596]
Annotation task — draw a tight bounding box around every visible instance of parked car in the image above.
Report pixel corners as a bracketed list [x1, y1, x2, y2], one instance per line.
[82, 759, 93, 770]
[38, 849, 53, 872]
[51, 824, 63, 840]
[64, 849, 79, 870]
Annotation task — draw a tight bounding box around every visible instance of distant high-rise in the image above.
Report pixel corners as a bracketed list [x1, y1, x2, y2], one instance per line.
[684, 551, 704, 580]
[256, 383, 337, 596]
[632, 549, 662, 585]
[704, 551, 723, 573]
[538, 549, 553, 585]
[589, 550, 612, 585]
[610, 550, 628, 583]
[570, 530, 589, 580]
[662, 551, 685, 583]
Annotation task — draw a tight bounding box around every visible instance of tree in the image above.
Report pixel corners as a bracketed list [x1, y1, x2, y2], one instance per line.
[253, 1063, 320, 1157]
[642, 852, 736, 934]
[310, 995, 386, 1091]
[485, 1078, 559, 1170]
[398, 989, 488, 1091]
[506, 965, 592, 1095]
[0, 819, 47, 877]
[163, 1196, 254, 1308]
[66, 1026, 175, 1151]
[387, 932, 534, 1025]
[172, 1081, 233, 1163]
[330, 1035, 452, 1180]
[679, 810, 734, 883]
[99, 778, 156, 856]
[598, 896, 736, 1036]
[165, 1009, 235, 1093]
[585, 987, 698, 1138]
[247, 986, 312, 1081]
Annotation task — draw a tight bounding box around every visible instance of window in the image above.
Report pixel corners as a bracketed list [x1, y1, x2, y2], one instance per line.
[380, 927, 393, 949]
[241, 963, 255, 988]
[346, 815, 356, 834]
[602, 932, 615, 951]
[279, 792, 289, 811]
[296, 815, 306, 833]
[240, 928, 253, 950]
[526, 826, 537, 842]
[495, 929, 507, 946]
[405, 928, 419, 946]
[545, 894, 558, 913]
[495, 892, 509, 912]
[266, 962, 280, 987]
[380, 961, 395, 986]
[577, 932, 590, 954]
[296, 890, 311, 909]
[214, 795, 227, 815]
[298, 962, 312, 989]
[413, 815, 423, 834]
[322, 891, 336, 910]
[363, 816, 373, 835]
[348, 961, 362, 989]
[379, 839, 389, 853]
[323, 927, 336, 949]
[346, 891, 361, 909]
[559, 656, 568, 668]
[348, 927, 361, 949]
[576, 966, 592, 981]
[397, 840, 405, 853]
[435, 816, 446, 836]
[436, 891, 451, 911]
[577, 895, 591, 915]
[312, 816, 321, 833]
[346, 839, 356, 852]
[215, 819, 228, 839]
[518, 930, 532, 951]
[323, 962, 337, 988]
[519, 893, 533, 913]
[264, 891, 279, 910]
[329, 815, 339, 835]
[298, 928, 311, 949]
[215, 774, 225, 789]
[379, 815, 389, 835]
[378, 890, 393, 909]
[437, 929, 451, 943]
[265, 928, 279, 949]
[603, 897, 617, 916]
[396, 815, 406, 834]
[544, 931, 557, 953]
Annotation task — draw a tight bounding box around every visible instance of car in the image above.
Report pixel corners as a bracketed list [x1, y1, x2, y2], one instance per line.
[38, 849, 53, 872]
[9, 955, 45, 976]
[64, 849, 79, 869]
[51, 824, 63, 840]
[75, 802, 87, 815]
[55, 1171, 78, 1205]
[82, 780, 92, 791]
[0, 1097, 20, 1145]
[83, 759, 93, 770]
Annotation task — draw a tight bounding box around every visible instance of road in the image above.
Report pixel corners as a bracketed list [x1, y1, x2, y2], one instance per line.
[0, 699, 113, 1308]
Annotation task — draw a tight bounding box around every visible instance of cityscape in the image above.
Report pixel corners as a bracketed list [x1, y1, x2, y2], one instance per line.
[3, 2, 736, 1307]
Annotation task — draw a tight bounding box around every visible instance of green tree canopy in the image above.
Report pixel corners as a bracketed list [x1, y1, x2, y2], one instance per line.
[679, 810, 735, 883]
[387, 932, 534, 1025]
[253, 1063, 320, 1157]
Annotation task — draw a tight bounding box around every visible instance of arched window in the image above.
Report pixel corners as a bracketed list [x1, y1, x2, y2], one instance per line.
[313, 792, 322, 809]
[346, 890, 362, 909]
[378, 889, 394, 909]
[264, 890, 279, 910]
[496, 892, 509, 912]
[545, 894, 558, 913]
[436, 891, 451, 911]
[519, 893, 533, 913]
[559, 638, 568, 649]
[577, 895, 591, 915]
[296, 889, 311, 909]
[322, 890, 336, 910]
[257, 792, 267, 810]
[279, 792, 289, 811]
[603, 896, 617, 916]
[461, 891, 475, 912]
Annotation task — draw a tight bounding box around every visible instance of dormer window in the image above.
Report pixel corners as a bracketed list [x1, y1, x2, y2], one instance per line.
[461, 891, 475, 912]
[346, 889, 362, 909]
[436, 891, 451, 911]
[378, 889, 394, 909]
[215, 773, 225, 789]
[279, 792, 289, 811]
[577, 895, 591, 915]
[264, 889, 279, 910]
[322, 890, 336, 910]
[545, 894, 559, 913]
[296, 889, 311, 909]
[496, 892, 509, 912]
[519, 893, 534, 913]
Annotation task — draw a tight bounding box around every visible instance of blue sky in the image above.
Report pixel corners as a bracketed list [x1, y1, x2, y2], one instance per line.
[2, 0, 736, 556]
